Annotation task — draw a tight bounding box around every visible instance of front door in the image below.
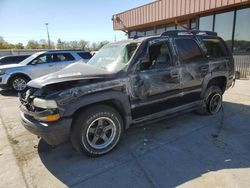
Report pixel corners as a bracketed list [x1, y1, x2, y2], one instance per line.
[129, 39, 181, 119]
[26, 54, 58, 79]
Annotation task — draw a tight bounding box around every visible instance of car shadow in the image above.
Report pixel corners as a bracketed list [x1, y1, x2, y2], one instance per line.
[38, 101, 250, 188]
[0, 89, 18, 97]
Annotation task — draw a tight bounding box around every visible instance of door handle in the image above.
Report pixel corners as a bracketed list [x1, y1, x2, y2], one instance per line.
[201, 67, 208, 72]
[170, 69, 179, 79]
[49, 64, 54, 67]
[170, 73, 179, 79]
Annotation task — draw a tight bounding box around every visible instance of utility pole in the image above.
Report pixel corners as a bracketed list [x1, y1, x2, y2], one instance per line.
[45, 23, 51, 49]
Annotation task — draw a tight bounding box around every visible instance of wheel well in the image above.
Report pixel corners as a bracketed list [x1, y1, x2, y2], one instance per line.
[207, 76, 227, 93]
[8, 73, 31, 86]
[72, 99, 127, 130]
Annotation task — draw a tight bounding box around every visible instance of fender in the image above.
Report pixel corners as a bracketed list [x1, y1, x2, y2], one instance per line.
[201, 71, 229, 98]
[61, 90, 132, 129]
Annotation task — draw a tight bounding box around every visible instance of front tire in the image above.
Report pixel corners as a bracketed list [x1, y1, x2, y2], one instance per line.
[10, 76, 28, 92]
[71, 105, 124, 157]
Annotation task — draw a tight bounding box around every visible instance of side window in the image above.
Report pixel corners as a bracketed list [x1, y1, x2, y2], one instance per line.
[16, 56, 29, 62]
[32, 54, 53, 64]
[0, 57, 9, 64]
[175, 39, 204, 64]
[202, 39, 228, 58]
[3, 57, 13, 63]
[140, 40, 173, 71]
[11, 57, 22, 63]
[77, 52, 92, 59]
[53, 53, 75, 62]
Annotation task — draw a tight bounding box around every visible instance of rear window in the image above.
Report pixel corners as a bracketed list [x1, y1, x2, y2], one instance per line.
[77, 52, 92, 59]
[14, 56, 29, 62]
[202, 39, 228, 58]
[175, 39, 204, 64]
[53, 53, 75, 62]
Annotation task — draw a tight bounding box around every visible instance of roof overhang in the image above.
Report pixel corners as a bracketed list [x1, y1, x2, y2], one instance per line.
[113, 0, 250, 31]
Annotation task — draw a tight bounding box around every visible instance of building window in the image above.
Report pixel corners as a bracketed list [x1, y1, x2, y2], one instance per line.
[214, 11, 234, 50]
[137, 31, 145, 37]
[156, 26, 166, 35]
[145, 28, 155, 36]
[190, 19, 197, 30]
[234, 8, 250, 54]
[199, 15, 213, 31]
[166, 25, 176, 31]
[129, 31, 137, 38]
[176, 21, 188, 30]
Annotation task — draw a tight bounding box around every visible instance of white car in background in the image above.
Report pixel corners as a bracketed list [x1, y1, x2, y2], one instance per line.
[0, 50, 92, 91]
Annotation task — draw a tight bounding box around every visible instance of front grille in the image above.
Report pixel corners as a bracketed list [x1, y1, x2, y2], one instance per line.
[19, 88, 37, 111]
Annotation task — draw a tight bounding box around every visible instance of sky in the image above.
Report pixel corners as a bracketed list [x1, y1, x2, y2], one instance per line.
[0, 0, 152, 45]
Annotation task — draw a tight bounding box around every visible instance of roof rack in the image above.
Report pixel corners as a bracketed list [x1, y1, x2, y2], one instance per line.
[161, 30, 217, 37]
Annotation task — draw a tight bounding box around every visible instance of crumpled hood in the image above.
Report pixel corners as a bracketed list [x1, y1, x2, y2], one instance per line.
[28, 62, 111, 88]
[0, 63, 23, 69]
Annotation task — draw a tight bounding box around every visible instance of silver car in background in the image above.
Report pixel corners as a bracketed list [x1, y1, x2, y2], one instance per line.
[0, 50, 92, 91]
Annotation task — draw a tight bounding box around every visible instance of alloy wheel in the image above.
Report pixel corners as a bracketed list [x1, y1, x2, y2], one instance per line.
[209, 93, 222, 114]
[12, 78, 27, 91]
[85, 117, 117, 150]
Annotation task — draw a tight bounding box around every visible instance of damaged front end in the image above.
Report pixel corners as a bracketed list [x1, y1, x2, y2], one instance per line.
[19, 87, 73, 145]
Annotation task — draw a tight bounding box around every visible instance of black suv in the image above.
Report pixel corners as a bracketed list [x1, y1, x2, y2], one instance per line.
[20, 30, 235, 157]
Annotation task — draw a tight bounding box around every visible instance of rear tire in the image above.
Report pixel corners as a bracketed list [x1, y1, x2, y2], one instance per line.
[71, 105, 124, 157]
[10, 76, 28, 92]
[197, 86, 223, 115]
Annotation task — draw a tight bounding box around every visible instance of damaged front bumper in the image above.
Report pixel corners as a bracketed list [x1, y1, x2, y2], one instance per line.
[20, 109, 72, 145]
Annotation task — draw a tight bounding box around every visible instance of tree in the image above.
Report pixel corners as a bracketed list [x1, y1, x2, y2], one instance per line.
[39, 39, 48, 49]
[0, 36, 13, 49]
[26, 40, 40, 49]
[14, 43, 24, 49]
[78, 40, 89, 50]
[57, 39, 63, 49]
[97, 41, 109, 50]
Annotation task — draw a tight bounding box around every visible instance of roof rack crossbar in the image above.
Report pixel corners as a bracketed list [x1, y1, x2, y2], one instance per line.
[161, 30, 217, 37]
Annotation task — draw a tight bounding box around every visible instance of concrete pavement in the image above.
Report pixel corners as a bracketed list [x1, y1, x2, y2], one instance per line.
[0, 80, 250, 188]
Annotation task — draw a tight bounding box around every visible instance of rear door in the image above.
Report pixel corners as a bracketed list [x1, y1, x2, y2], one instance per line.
[53, 53, 76, 70]
[174, 37, 209, 102]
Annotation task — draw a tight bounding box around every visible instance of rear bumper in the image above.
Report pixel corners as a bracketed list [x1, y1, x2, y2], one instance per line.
[21, 112, 72, 145]
[226, 76, 234, 90]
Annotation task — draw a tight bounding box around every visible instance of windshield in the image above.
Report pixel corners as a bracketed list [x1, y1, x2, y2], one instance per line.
[87, 42, 139, 72]
[19, 52, 45, 65]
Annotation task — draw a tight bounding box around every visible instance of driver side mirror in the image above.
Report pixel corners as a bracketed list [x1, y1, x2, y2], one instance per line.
[138, 57, 151, 71]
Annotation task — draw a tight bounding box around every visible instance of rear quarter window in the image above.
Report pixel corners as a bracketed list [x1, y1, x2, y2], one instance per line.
[175, 38, 204, 64]
[77, 52, 92, 59]
[202, 38, 229, 58]
[0, 56, 19, 64]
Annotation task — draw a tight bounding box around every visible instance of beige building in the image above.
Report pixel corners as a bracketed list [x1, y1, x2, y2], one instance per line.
[113, 0, 250, 77]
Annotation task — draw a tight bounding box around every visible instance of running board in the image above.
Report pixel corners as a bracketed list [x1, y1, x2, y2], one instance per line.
[132, 100, 202, 125]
